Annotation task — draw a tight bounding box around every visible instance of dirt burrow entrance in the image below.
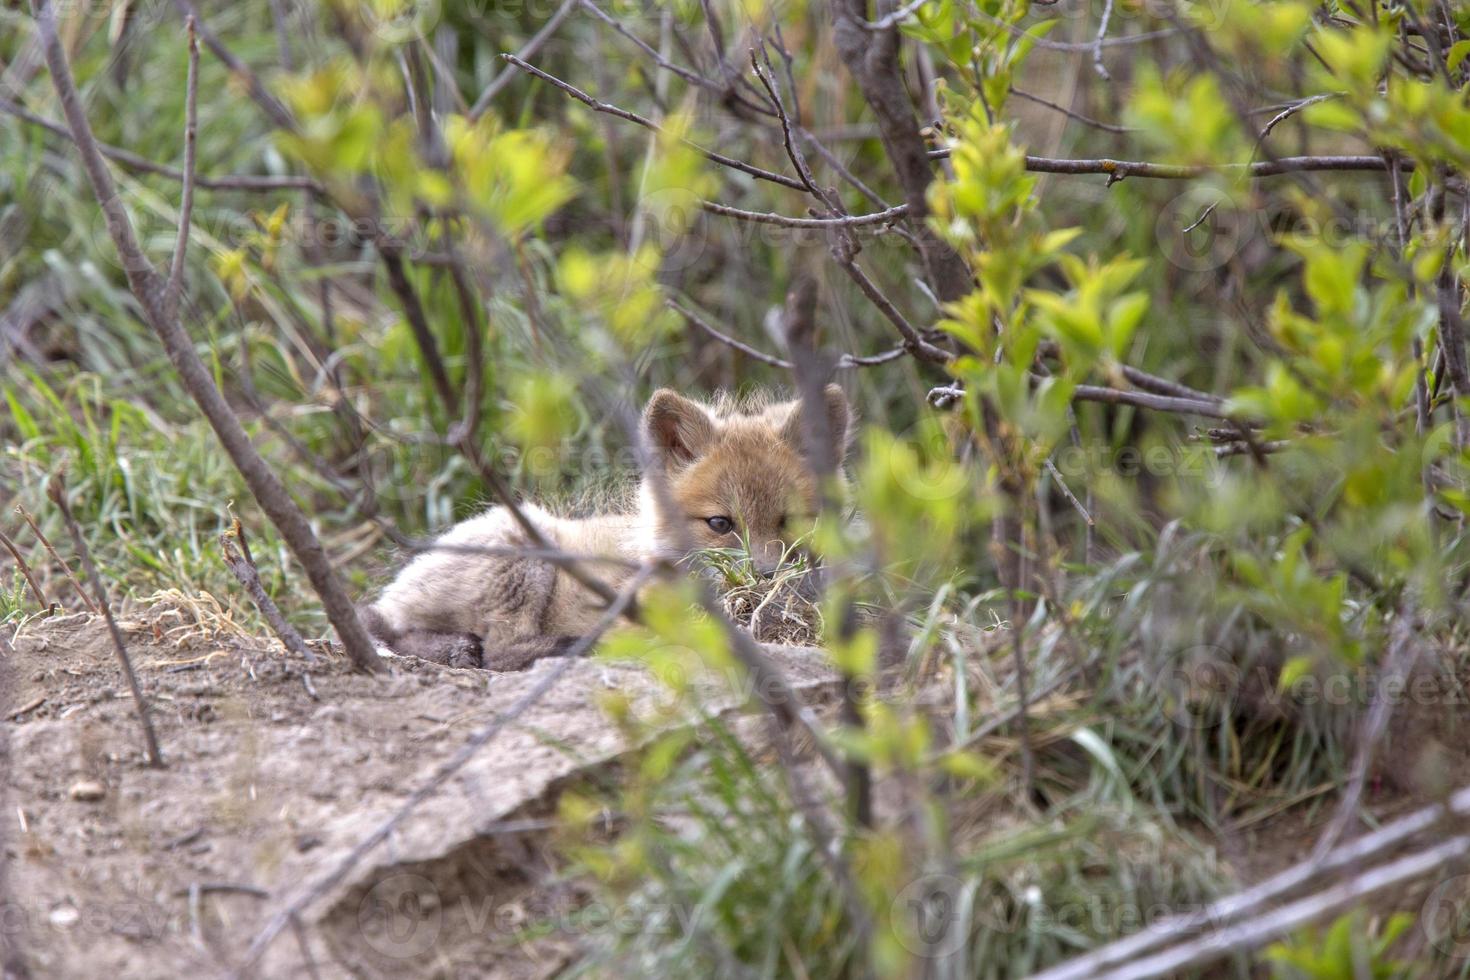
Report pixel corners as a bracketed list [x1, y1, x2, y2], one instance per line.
[0, 610, 841, 978]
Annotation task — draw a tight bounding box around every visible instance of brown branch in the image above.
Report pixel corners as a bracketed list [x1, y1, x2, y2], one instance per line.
[220, 519, 316, 664]
[14, 505, 96, 614]
[166, 17, 199, 316]
[1004, 153, 1416, 180]
[46, 472, 163, 767]
[1034, 781, 1470, 980]
[445, 254, 487, 446]
[671, 298, 908, 370]
[501, 54, 807, 191]
[0, 525, 50, 614]
[169, 0, 295, 131]
[377, 245, 459, 416]
[829, 0, 972, 302]
[375, 240, 627, 612]
[1011, 87, 1136, 134]
[468, 0, 580, 120]
[838, 259, 955, 362]
[699, 200, 907, 228]
[1117, 365, 1223, 402]
[1436, 257, 1470, 449]
[0, 98, 321, 191]
[32, 0, 384, 674]
[1071, 384, 1240, 419]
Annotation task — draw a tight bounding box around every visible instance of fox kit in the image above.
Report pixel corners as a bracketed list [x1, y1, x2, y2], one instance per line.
[361, 385, 852, 670]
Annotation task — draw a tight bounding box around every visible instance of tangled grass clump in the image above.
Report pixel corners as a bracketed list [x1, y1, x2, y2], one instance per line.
[698, 546, 825, 647]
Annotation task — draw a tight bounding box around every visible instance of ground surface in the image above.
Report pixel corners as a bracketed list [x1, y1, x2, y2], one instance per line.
[5, 605, 1470, 978]
[0, 606, 840, 978]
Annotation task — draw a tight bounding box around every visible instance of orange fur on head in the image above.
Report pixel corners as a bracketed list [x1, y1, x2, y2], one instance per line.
[640, 385, 851, 573]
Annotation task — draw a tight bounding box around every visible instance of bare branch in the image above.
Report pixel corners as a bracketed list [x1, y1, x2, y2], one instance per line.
[468, 0, 580, 120]
[501, 54, 807, 191]
[829, 0, 972, 302]
[14, 505, 97, 614]
[1092, 0, 1115, 80]
[0, 97, 321, 192]
[1085, 836, 1470, 980]
[1117, 365, 1224, 403]
[1011, 86, 1136, 134]
[838, 259, 955, 362]
[166, 17, 199, 315]
[0, 525, 51, 613]
[671, 299, 908, 370]
[1034, 781, 1470, 980]
[47, 472, 163, 767]
[862, 0, 933, 31]
[1001, 153, 1417, 180]
[220, 519, 316, 665]
[170, 0, 295, 131]
[32, 0, 383, 674]
[700, 200, 907, 228]
[1071, 384, 1243, 420]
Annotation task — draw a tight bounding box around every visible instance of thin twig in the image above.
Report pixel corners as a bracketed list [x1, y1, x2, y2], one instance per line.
[0, 97, 320, 191]
[1071, 384, 1240, 420]
[1309, 606, 1419, 861]
[1117, 365, 1224, 403]
[1001, 153, 1416, 180]
[838, 259, 954, 363]
[46, 472, 163, 767]
[32, 0, 383, 673]
[1044, 459, 1094, 526]
[166, 17, 199, 316]
[468, 0, 580, 120]
[0, 526, 51, 613]
[220, 519, 316, 664]
[699, 200, 907, 228]
[1086, 836, 1470, 980]
[1033, 779, 1470, 979]
[501, 54, 806, 191]
[1011, 87, 1136, 134]
[1092, 0, 1115, 80]
[862, 0, 932, 30]
[671, 299, 908, 370]
[14, 506, 96, 614]
[376, 238, 628, 612]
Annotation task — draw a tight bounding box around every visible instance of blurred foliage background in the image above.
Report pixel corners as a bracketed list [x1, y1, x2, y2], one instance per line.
[5, 0, 1470, 974]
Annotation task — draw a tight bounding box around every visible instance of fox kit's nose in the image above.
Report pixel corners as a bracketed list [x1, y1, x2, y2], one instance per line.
[753, 540, 786, 578]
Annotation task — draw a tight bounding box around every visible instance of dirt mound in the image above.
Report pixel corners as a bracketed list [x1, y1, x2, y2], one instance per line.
[0, 612, 840, 978]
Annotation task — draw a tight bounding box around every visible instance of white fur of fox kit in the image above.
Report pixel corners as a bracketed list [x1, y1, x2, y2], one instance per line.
[362, 385, 851, 670]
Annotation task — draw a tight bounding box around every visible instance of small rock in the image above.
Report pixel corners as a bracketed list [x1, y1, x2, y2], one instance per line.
[68, 780, 106, 802]
[49, 903, 80, 929]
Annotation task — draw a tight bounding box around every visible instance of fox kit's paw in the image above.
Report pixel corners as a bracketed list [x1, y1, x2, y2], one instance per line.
[392, 630, 485, 669]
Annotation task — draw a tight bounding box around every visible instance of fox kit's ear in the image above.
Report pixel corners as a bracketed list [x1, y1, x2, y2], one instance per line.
[781, 383, 852, 463]
[643, 389, 717, 468]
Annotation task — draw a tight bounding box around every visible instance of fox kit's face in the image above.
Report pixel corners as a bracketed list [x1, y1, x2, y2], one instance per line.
[641, 386, 851, 575]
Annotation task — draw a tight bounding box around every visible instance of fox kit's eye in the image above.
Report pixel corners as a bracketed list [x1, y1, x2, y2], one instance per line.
[776, 515, 788, 532]
[705, 516, 735, 535]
